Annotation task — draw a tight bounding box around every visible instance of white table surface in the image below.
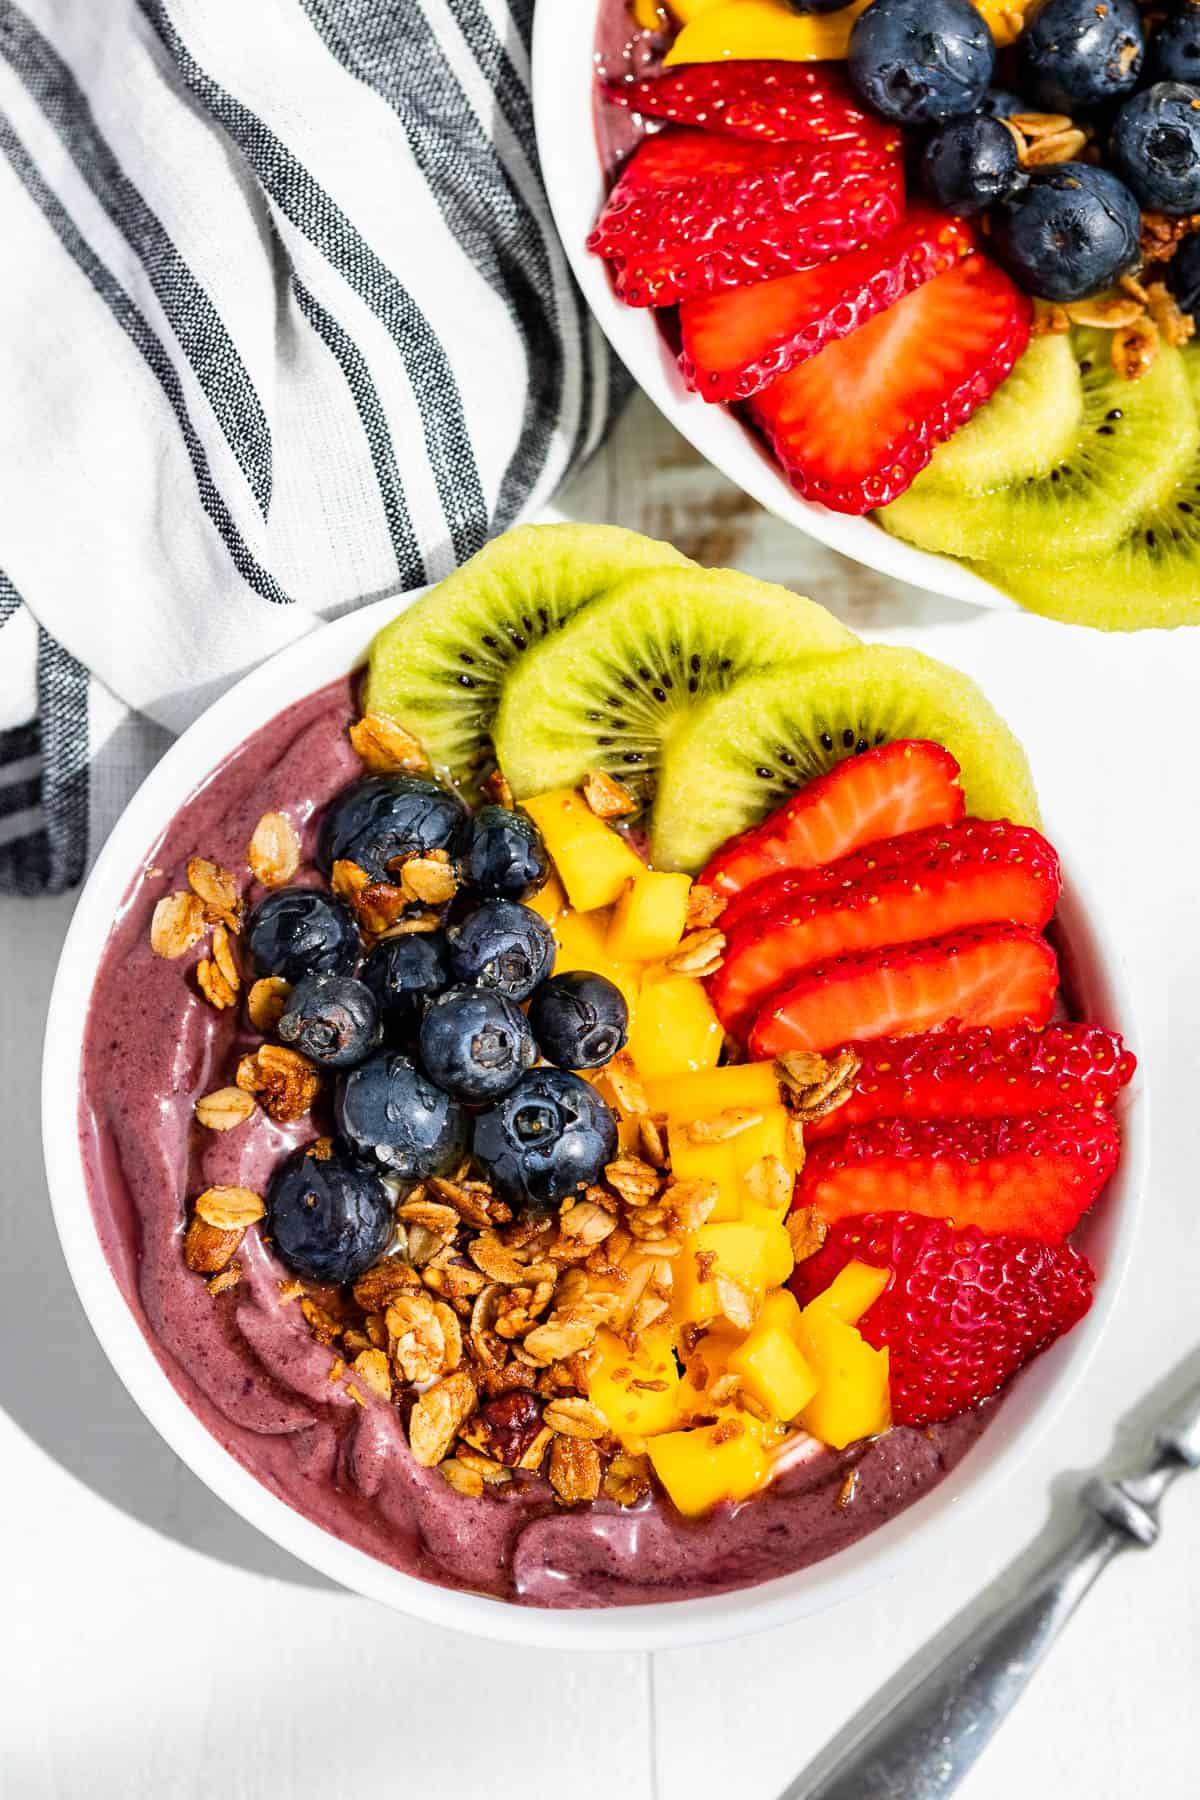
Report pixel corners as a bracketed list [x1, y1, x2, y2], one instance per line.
[4, 392, 1199, 1799]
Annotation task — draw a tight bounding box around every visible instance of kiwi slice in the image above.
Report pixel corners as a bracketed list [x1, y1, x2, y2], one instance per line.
[493, 566, 857, 801]
[919, 335, 1084, 491]
[979, 342, 1200, 631]
[878, 330, 1199, 564]
[652, 644, 1038, 872]
[363, 523, 690, 786]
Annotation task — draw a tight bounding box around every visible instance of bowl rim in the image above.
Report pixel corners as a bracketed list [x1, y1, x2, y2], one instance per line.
[41, 590, 1147, 1652]
[531, 0, 1019, 615]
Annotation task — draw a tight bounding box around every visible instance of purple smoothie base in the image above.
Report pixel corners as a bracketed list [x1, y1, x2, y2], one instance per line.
[79, 676, 990, 1609]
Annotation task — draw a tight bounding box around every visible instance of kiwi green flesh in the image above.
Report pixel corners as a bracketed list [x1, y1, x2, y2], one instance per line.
[363, 523, 689, 788]
[493, 566, 857, 803]
[913, 335, 1084, 491]
[979, 343, 1200, 631]
[651, 645, 1039, 873]
[877, 331, 1199, 565]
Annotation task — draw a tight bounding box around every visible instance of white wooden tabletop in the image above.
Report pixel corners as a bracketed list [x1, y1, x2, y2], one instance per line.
[4, 391, 1199, 1799]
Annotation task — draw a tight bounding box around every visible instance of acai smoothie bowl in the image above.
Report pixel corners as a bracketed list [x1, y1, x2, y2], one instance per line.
[43, 523, 1144, 1648]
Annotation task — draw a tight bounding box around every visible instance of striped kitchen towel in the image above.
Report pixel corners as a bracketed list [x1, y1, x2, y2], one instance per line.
[0, 0, 624, 896]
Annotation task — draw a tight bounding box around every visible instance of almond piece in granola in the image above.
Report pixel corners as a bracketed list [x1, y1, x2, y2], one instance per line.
[194, 1087, 257, 1132]
[351, 1348, 393, 1401]
[247, 812, 301, 888]
[150, 891, 207, 959]
[184, 1216, 244, 1273]
[349, 713, 431, 774]
[193, 1186, 265, 1231]
[548, 1435, 602, 1504]
[408, 1369, 477, 1467]
[665, 928, 725, 978]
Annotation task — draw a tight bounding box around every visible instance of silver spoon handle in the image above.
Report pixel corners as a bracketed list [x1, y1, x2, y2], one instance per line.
[782, 1378, 1200, 1800]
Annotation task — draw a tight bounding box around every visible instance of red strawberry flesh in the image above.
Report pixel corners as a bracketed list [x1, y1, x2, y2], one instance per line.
[701, 739, 964, 902]
[747, 253, 1032, 513]
[588, 125, 905, 309]
[804, 1022, 1136, 1140]
[719, 816, 1057, 934]
[791, 1211, 1095, 1426]
[794, 1109, 1120, 1243]
[747, 925, 1059, 1058]
[710, 822, 1062, 1033]
[679, 210, 976, 403]
[599, 60, 872, 144]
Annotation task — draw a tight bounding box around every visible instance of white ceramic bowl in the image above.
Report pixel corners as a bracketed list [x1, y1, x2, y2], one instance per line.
[532, 0, 1017, 613]
[43, 593, 1145, 1650]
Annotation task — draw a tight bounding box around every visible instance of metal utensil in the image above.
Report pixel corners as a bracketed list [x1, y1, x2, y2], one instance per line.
[781, 1370, 1200, 1800]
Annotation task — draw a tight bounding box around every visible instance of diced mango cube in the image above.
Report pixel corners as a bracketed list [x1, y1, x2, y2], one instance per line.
[673, 1220, 778, 1325]
[521, 790, 644, 912]
[627, 972, 723, 1078]
[802, 1260, 891, 1327]
[745, 1214, 794, 1288]
[664, 0, 874, 65]
[729, 1323, 818, 1422]
[758, 1287, 804, 1336]
[588, 1325, 683, 1444]
[648, 1413, 770, 1516]
[551, 908, 641, 1013]
[607, 869, 692, 964]
[667, 1105, 795, 1223]
[797, 1314, 891, 1451]
[525, 872, 566, 924]
[643, 1061, 782, 1122]
[669, 0, 729, 20]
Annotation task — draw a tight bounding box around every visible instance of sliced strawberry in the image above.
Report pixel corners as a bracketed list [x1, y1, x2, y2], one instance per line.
[588, 126, 905, 309]
[719, 816, 1055, 934]
[794, 1110, 1120, 1243]
[805, 1022, 1136, 1141]
[701, 740, 964, 902]
[791, 1212, 1095, 1426]
[710, 822, 1061, 1033]
[679, 211, 976, 403]
[747, 254, 1032, 513]
[600, 60, 871, 144]
[747, 925, 1059, 1058]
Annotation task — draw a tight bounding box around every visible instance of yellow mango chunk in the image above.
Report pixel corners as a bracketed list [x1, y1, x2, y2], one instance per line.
[627, 972, 723, 1078]
[729, 1323, 818, 1422]
[525, 872, 566, 925]
[673, 1219, 792, 1325]
[522, 790, 644, 912]
[551, 908, 641, 1014]
[802, 1260, 891, 1327]
[648, 1413, 770, 1515]
[631, 0, 665, 26]
[669, 0, 729, 19]
[797, 1314, 891, 1451]
[664, 0, 874, 65]
[643, 1060, 781, 1122]
[588, 1325, 683, 1444]
[607, 869, 692, 964]
[742, 1211, 794, 1287]
[758, 1287, 804, 1335]
[665, 1106, 784, 1221]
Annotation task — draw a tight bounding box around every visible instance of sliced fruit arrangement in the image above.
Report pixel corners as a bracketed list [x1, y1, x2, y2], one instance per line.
[791, 1212, 1096, 1425]
[595, 1, 1200, 623]
[294, 523, 1131, 1517]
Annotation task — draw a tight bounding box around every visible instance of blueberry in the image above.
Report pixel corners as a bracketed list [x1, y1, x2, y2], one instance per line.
[419, 986, 537, 1102]
[528, 972, 629, 1071]
[464, 805, 550, 901]
[1147, 9, 1200, 86]
[246, 887, 359, 982]
[362, 932, 450, 1036]
[1111, 82, 1200, 213]
[277, 973, 381, 1069]
[920, 113, 1022, 213]
[1167, 229, 1200, 317]
[266, 1140, 394, 1286]
[335, 1050, 468, 1178]
[473, 1070, 618, 1213]
[847, 0, 994, 125]
[317, 774, 470, 883]
[1017, 0, 1143, 113]
[445, 901, 555, 1001]
[989, 163, 1141, 300]
[979, 87, 1025, 119]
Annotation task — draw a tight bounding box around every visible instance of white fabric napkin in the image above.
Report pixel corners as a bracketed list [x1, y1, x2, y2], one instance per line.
[0, 0, 623, 893]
